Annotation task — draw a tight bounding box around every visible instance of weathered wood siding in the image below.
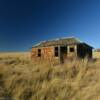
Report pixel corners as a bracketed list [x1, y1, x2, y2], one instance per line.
[31, 45, 78, 62]
[77, 44, 92, 58]
[42, 46, 54, 59]
[31, 48, 37, 62]
[31, 44, 92, 63]
[67, 45, 77, 58]
[31, 46, 55, 62]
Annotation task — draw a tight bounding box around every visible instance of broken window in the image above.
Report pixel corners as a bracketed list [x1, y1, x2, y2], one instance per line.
[38, 49, 41, 57]
[70, 47, 74, 52]
[55, 47, 59, 57]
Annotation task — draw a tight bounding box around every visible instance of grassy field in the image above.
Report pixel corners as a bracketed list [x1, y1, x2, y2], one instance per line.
[93, 51, 100, 59]
[0, 52, 100, 100]
[0, 52, 31, 59]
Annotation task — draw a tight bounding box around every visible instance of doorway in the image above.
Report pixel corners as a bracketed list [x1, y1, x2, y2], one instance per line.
[60, 46, 67, 63]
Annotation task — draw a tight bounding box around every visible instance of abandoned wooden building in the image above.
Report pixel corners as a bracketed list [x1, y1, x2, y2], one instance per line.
[31, 37, 93, 62]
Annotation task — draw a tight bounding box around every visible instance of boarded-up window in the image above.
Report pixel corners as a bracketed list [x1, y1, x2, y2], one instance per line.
[70, 47, 74, 52]
[38, 49, 41, 57]
[55, 47, 58, 57]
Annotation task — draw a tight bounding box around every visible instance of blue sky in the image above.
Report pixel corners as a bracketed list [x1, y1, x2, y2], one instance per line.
[0, 0, 100, 51]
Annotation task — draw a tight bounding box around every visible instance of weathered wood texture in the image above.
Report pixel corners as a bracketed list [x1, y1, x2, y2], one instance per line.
[31, 37, 93, 63]
[42, 47, 54, 58]
[31, 44, 93, 63]
[31, 46, 58, 62]
[67, 45, 77, 58]
[77, 44, 92, 58]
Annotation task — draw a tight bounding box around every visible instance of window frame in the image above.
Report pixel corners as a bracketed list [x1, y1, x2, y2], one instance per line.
[54, 47, 59, 57]
[37, 49, 41, 57]
[69, 47, 74, 52]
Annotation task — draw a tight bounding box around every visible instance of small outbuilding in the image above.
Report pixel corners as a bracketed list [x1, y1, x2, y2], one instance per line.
[31, 37, 93, 62]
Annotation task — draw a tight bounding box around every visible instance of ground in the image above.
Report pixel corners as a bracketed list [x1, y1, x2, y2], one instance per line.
[0, 51, 100, 100]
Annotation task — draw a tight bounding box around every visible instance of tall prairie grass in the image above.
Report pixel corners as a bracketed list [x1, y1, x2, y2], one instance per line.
[0, 53, 100, 100]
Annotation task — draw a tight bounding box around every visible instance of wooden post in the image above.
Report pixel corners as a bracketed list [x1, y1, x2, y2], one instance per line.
[58, 46, 61, 62]
[75, 45, 77, 57]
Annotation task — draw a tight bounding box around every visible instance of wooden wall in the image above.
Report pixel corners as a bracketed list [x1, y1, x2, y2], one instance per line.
[31, 46, 58, 62]
[67, 45, 77, 58]
[31, 44, 92, 63]
[77, 44, 92, 58]
[31, 45, 78, 62]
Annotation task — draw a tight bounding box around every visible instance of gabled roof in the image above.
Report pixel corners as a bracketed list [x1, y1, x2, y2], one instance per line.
[32, 37, 93, 48]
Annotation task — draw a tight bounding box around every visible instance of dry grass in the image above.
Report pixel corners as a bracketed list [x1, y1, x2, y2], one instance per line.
[93, 51, 100, 59]
[0, 52, 100, 100]
[0, 52, 30, 59]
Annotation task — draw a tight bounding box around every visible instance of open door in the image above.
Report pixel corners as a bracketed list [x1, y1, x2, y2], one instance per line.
[60, 46, 67, 63]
